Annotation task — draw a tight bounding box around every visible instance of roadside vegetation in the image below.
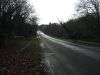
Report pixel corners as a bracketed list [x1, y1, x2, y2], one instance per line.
[0, 37, 43, 75]
[0, 0, 38, 47]
[0, 0, 44, 75]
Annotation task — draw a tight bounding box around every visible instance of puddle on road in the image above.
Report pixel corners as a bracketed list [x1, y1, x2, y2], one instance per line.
[40, 43, 45, 49]
[40, 57, 54, 75]
[40, 42, 54, 75]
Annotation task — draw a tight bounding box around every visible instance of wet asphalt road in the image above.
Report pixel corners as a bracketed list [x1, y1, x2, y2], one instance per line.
[39, 31, 100, 75]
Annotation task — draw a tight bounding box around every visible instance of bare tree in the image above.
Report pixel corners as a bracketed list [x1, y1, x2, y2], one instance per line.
[90, 0, 100, 25]
[0, 0, 37, 47]
[76, 0, 100, 27]
[76, 0, 100, 15]
[76, 0, 90, 14]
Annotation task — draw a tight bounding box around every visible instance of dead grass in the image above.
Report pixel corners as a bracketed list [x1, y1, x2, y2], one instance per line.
[0, 38, 42, 75]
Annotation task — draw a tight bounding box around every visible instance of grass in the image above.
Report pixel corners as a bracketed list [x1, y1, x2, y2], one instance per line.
[60, 38, 100, 47]
[18, 38, 42, 75]
[51, 35, 100, 47]
[8, 37, 32, 49]
[73, 39, 100, 47]
[0, 37, 42, 75]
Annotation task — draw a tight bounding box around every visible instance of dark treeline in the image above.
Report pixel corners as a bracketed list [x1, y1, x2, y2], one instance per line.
[39, 13, 100, 40]
[0, 0, 38, 47]
[61, 13, 100, 39]
[39, 23, 67, 38]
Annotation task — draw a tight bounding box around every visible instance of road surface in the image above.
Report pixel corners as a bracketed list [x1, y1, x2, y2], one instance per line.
[38, 31, 100, 75]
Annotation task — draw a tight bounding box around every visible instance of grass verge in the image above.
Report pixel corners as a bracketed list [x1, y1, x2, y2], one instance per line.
[72, 39, 100, 47]
[51, 36, 100, 47]
[0, 37, 42, 75]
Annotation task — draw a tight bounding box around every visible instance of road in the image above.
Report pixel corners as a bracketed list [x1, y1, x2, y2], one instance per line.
[38, 31, 100, 75]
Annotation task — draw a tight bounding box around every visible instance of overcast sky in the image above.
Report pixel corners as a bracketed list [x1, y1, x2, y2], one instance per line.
[28, 0, 78, 24]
